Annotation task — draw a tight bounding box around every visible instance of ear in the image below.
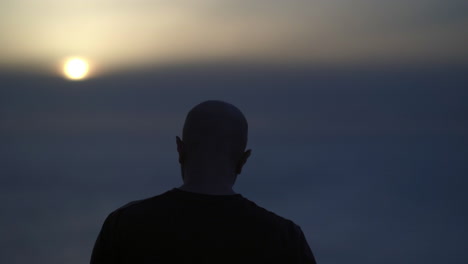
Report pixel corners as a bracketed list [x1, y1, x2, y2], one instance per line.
[235, 149, 251, 175]
[176, 136, 185, 164]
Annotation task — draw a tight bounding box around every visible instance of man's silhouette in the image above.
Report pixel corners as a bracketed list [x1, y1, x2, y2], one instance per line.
[91, 100, 317, 263]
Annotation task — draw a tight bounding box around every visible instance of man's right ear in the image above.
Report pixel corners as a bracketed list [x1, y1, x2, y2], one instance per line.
[235, 149, 251, 175]
[176, 136, 184, 164]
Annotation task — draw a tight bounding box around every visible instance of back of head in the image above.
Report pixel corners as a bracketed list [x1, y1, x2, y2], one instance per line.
[182, 100, 248, 164]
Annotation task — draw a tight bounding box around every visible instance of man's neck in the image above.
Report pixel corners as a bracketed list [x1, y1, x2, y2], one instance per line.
[178, 183, 237, 195]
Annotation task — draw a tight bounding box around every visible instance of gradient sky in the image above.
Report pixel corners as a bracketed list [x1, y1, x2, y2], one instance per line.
[1, 0, 467, 74]
[1, 1, 467, 264]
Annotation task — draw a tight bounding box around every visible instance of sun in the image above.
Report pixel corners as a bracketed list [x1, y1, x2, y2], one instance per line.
[63, 58, 89, 80]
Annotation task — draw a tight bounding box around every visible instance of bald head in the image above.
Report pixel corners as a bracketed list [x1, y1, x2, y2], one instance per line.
[182, 100, 248, 163]
[176, 100, 251, 194]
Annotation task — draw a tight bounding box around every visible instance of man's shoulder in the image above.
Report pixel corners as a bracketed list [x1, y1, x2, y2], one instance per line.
[107, 189, 175, 220]
[241, 197, 301, 232]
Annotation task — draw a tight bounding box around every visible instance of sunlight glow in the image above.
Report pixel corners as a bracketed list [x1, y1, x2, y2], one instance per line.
[63, 58, 89, 80]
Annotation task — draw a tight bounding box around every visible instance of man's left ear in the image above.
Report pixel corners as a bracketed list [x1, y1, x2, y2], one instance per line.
[236, 149, 251, 175]
[176, 136, 185, 164]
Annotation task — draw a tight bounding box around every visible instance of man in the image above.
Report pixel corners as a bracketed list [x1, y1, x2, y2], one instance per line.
[91, 100, 317, 263]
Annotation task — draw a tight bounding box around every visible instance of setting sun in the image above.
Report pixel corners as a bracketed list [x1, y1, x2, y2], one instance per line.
[63, 58, 89, 80]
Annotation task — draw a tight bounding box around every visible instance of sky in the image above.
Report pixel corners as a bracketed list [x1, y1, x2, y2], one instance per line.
[1, 0, 467, 74]
[0, 1, 467, 264]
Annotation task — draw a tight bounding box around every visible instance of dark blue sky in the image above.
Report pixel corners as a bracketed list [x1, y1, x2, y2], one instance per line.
[1, 63, 467, 263]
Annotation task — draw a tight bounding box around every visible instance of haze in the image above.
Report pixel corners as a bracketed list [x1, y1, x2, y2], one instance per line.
[1, 0, 467, 74]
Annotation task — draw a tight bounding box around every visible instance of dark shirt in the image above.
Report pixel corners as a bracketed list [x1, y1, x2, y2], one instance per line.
[91, 188, 316, 264]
